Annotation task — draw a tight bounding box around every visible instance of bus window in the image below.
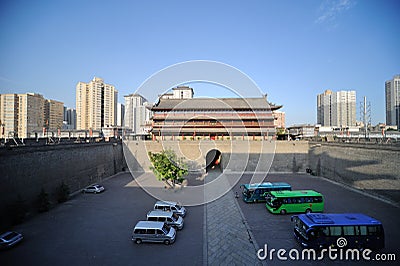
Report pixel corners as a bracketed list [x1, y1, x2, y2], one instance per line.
[359, 226, 367, 235]
[305, 197, 312, 203]
[368, 226, 381, 236]
[313, 196, 323, 203]
[330, 226, 342, 236]
[343, 226, 355, 236]
[314, 226, 329, 237]
[269, 198, 282, 208]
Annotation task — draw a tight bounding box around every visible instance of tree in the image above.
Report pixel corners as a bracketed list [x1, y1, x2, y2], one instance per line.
[148, 149, 188, 188]
[57, 182, 70, 203]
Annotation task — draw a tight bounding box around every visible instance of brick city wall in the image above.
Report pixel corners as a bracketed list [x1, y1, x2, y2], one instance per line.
[123, 140, 309, 174]
[0, 141, 127, 229]
[1, 140, 398, 230]
[308, 142, 400, 204]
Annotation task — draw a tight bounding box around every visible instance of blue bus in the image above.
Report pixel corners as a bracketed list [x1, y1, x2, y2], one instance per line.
[292, 213, 384, 250]
[240, 182, 291, 203]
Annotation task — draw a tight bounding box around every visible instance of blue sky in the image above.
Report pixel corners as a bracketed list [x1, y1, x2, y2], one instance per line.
[0, 0, 399, 126]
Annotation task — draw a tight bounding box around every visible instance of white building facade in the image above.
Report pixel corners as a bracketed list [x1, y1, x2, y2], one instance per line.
[385, 75, 400, 129]
[124, 94, 152, 136]
[116, 103, 125, 127]
[317, 90, 356, 127]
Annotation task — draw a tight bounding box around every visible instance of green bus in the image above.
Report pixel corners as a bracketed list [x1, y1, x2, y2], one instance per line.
[265, 190, 324, 214]
[240, 182, 291, 203]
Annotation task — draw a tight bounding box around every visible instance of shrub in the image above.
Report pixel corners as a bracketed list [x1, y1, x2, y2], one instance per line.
[57, 182, 70, 203]
[37, 188, 50, 212]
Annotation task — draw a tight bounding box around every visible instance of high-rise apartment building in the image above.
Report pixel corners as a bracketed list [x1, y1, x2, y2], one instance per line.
[1, 93, 64, 139]
[116, 103, 125, 127]
[18, 93, 45, 138]
[44, 99, 64, 132]
[317, 90, 356, 127]
[63, 107, 76, 130]
[76, 77, 118, 130]
[0, 94, 19, 138]
[385, 75, 400, 129]
[124, 94, 152, 135]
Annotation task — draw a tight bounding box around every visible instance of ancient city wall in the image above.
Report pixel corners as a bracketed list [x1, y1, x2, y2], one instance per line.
[0, 141, 127, 229]
[308, 142, 400, 204]
[1, 140, 398, 230]
[123, 140, 309, 174]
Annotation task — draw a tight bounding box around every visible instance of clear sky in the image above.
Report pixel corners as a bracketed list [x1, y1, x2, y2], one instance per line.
[0, 0, 399, 126]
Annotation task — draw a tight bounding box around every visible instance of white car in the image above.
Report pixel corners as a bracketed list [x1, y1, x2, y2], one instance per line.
[82, 184, 105, 194]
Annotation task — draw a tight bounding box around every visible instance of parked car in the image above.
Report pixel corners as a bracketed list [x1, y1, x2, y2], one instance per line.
[147, 210, 184, 230]
[82, 184, 105, 194]
[132, 221, 176, 245]
[0, 231, 23, 250]
[154, 201, 186, 217]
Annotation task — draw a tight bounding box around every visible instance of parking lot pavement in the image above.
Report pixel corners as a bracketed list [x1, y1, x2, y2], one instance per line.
[2, 172, 398, 266]
[0, 172, 203, 266]
[234, 173, 400, 265]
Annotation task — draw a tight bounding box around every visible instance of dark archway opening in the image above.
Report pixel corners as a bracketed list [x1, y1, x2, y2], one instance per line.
[206, 149, 222, 173]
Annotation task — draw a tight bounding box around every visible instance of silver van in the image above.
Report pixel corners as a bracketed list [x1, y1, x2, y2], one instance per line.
[154, 201, 187, 217]
[132, 221, 176, 245]
[147, 210, 184, 230]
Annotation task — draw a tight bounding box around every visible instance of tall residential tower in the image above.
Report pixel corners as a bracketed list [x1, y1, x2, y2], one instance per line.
[385, 75, 400, 129]
[76, 77, 118, 130]
[317, 90, 356, 127]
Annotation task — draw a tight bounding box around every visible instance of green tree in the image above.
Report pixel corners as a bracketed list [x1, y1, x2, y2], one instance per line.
[148, 149, 188, 188]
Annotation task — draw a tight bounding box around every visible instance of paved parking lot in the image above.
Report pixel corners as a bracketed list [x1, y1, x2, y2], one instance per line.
[0, 173, 203, 266]
[1, 172, 399, 265]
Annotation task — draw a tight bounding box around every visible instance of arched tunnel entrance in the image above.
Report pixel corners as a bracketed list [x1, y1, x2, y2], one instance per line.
[206, 149, 222, 173]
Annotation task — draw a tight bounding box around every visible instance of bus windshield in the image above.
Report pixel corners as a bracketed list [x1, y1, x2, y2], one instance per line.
[292, 215, 309, 240]
[266, 194, 282, 208]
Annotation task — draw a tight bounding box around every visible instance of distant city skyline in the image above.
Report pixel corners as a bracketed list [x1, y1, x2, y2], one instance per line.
[0, 1, 399, 126]
[0, 93, 63, 138]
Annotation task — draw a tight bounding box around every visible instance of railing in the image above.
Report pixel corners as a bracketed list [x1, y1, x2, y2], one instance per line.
[152, 112, 273, 119]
